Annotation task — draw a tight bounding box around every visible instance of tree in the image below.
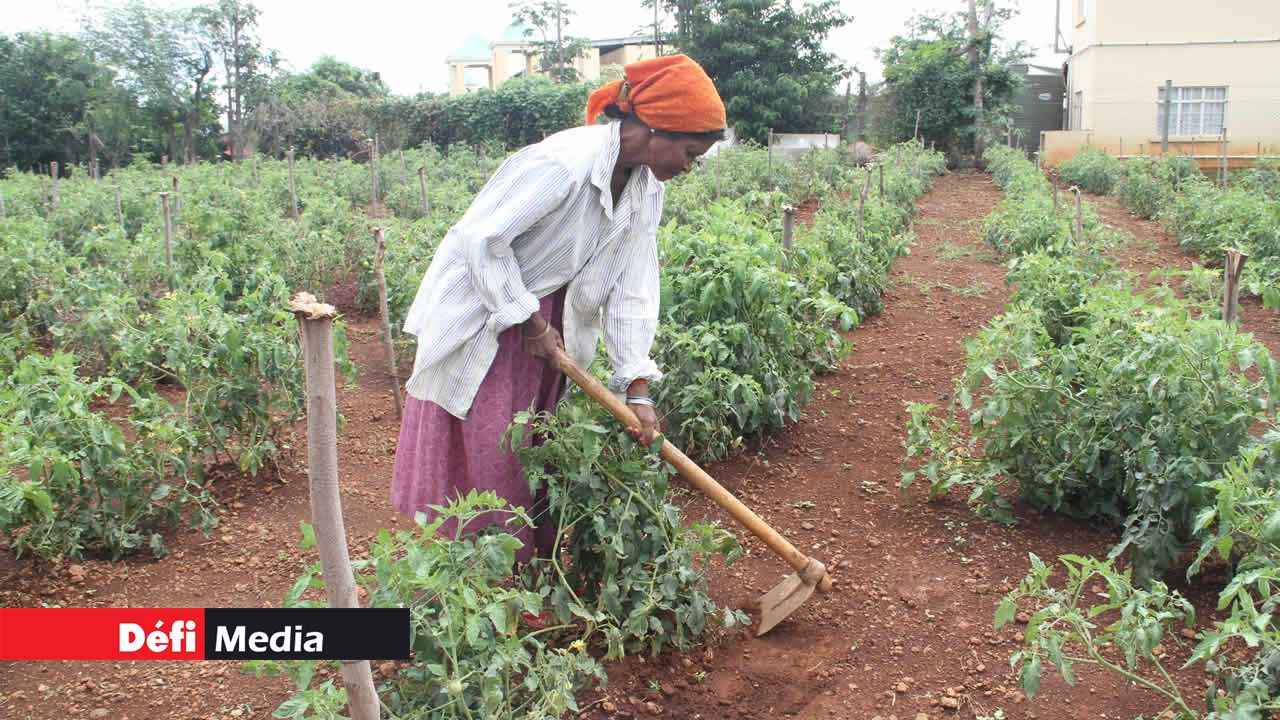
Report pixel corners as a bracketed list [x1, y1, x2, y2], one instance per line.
[248, 57, 391, 158]
[195, 0, 266, 160]
[657, 0, 850, 144]
[510, 1, 589, 83]
[84, 1, 220, 163]
[877, 4, 1025, 160]
[0, 32, 133, 170]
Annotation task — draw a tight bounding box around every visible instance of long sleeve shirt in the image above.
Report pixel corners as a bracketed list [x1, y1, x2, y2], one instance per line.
[402, 122, 665, 419]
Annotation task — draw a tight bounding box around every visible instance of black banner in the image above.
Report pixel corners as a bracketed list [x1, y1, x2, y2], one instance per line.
[203, 608, 411, 660]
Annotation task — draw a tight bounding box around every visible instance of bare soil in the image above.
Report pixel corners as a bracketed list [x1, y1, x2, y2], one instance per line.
[3, 173, 1276, 720]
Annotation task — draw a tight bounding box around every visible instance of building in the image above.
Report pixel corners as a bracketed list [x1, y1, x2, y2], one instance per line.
[446, 24, 659, 96]
[1042, 0, 1280, 167]
[1007, 64, 1065, 156]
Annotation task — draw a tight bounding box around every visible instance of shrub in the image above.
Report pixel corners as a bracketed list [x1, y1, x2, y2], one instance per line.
[1057, 147, 1122, 195]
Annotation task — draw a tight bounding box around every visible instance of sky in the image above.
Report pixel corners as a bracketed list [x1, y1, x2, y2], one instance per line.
[5, 0, 1069, 97]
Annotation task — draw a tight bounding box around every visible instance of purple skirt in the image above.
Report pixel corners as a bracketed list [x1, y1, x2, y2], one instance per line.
[391, 288, 566, 561]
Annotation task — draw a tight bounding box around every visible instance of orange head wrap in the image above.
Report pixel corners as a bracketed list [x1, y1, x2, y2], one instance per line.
[585, 54, 726, 134]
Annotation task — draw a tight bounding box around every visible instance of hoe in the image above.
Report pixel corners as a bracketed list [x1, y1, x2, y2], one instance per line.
[554, 349, 834, 636]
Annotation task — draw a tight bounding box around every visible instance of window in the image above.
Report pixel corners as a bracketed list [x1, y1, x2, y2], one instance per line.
[1156, 86, 1228, 136]
[1072, 91, 1084, 130]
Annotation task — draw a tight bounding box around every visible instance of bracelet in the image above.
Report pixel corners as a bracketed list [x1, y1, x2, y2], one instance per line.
[522, 323, 551, 341]
[626, 396, 655, 406]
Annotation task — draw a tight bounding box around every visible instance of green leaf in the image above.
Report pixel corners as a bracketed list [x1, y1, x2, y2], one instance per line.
[299, 521, 316, 549]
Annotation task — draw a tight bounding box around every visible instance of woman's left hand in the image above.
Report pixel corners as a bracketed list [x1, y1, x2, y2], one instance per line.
[626, 401, 660, 447]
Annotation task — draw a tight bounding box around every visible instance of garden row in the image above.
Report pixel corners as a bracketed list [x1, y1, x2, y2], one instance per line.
[268, 141, 947, 719]
[1057, 147, 1280, 305]
[2, 140, 944, 716]
[906, 144, 1280, 718]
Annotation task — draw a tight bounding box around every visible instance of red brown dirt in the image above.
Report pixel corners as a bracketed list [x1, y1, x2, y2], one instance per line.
[3, 173, 1275, 720]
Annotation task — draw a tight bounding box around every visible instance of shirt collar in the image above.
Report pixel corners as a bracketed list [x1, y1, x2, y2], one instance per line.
[591, 123, 662, 218]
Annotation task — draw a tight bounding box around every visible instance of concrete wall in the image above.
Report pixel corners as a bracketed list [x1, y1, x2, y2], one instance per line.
[1041, 131, 1280, 168]
[600, 44, 657, 67]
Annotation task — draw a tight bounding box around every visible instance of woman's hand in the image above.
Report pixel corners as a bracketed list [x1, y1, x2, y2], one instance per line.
[521, 314, 563, 362]
[626, 400, 660, 447]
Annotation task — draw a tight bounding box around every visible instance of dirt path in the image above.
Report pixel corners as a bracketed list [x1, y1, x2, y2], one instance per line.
[585, 173, 1208, 720]
[1, 174, 1255, 720]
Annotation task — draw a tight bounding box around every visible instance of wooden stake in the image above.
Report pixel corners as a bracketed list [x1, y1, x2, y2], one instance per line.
[914, 109, 921, 141]
[288, 146, 299, 219]
[856, 167, 873, 244]
[715, 150, 722, 200]
[172, 176, 181, 219]
[1070, 186, 1083, 246]
[161, 155, 169, 172]
[1161, 79, 1172, 155]
[417, 167, 430, 217]
[1223, 248, 1248, 325]
[288, 293, 382, 720]
[373, 229, 404, 419]
[1221, 127, 1229, 190]
[878, 163, 884, 197]
[781, 205, 795, 268]
[49, 161, 59, 206]
[369, 137, 379, 220]
[160, 192, 175, 288]
[767, 128, 774, 186]
[398, 150, 408, 187]
[114, 180, 124, 235]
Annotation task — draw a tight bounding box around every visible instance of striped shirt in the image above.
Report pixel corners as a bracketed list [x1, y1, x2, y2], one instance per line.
[402, 122, 665, 419]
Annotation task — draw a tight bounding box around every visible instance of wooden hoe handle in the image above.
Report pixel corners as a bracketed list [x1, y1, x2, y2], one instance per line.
[553, 350, 833, 593]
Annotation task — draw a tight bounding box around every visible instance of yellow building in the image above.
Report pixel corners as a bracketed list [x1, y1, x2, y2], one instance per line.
[446, 24, 658, 96]
[1042, 0, 1280, 166]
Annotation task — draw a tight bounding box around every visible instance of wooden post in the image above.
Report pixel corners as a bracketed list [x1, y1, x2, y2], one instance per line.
[172, 176, 181, 220]
[417, 167, 430, 217]
[398, 150, 408, 187]
[114, 180, 125, 235]
[715, 149, 723, 200]
[373, 229, 404, 419]
[288, 146, 299, 219]
[1223, 249, 1248, 325]
[1070, 186, 1083, 246]
[1221, 127, 1229, 189]
[160, 192, 175, 288]
[161, 155, 168, 172]
[781, 205, 795, 267]
[49, 161, 59, 206]
[1161, 79, 1172, 155]
[914, 109, 921, 141]
[856, 167, 873, 244]
[288, 293, 382, 720]
[878, 163, 884, 197]
[369, 137, 379, 220]
[767, 128, 774, 186]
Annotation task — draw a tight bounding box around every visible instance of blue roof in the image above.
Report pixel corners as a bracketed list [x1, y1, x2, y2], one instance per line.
[497, 23, 533, 43]
[449, 33, 491, 60]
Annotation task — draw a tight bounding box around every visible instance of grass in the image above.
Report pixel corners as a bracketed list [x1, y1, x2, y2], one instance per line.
[936, 242, 974, 260]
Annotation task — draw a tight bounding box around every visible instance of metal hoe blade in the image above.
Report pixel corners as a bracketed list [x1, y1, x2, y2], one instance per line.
[755, 558, 827, 636]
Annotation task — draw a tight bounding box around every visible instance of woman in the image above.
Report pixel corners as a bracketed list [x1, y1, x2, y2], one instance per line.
[392, 54, 726, 561]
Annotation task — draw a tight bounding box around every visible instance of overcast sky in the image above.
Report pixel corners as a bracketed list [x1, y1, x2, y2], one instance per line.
[6, 0, 1068, 96]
